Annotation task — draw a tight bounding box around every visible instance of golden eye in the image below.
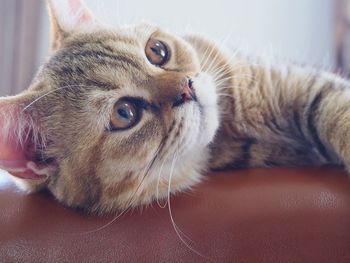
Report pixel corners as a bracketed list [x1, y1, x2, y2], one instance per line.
[110, 100, 140, 130]
[145, 38, 170, 66]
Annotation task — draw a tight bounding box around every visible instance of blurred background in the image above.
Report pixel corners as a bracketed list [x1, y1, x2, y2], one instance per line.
[1, 0, 349, 96]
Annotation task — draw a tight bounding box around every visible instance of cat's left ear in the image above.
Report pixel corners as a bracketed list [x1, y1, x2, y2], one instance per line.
[0, 94, 53, 193]
[46, 0, 98, 52]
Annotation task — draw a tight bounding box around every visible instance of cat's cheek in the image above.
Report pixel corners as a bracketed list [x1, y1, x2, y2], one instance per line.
[193, 73, 218, 108]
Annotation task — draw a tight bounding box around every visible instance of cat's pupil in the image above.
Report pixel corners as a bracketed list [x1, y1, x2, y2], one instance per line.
[151, 45, 165, 58]
[118, 107, 131, 120]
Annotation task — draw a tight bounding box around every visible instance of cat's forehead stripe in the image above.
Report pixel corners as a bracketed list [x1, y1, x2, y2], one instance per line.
[70, 49, 142, 71]
[47, 42, 145, 90]
[53, 44, 142, 72]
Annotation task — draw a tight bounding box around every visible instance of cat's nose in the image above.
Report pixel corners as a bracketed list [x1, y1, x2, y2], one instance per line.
[172, 77, 196, 107]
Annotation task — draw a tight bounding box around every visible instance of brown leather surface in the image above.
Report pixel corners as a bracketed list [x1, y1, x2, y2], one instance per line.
[1, 166, 350, 263]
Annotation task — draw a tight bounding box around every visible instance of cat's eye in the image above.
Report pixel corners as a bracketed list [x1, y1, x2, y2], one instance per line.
[145, 38, 170, 66]
[110, 100, 141, 130]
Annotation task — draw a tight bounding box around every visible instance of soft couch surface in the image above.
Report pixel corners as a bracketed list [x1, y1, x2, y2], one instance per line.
[1, 166, 350, 262]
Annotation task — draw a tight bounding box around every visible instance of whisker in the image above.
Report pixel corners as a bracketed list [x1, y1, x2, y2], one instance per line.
[199, 37, 222, 71]
[216, 93, 236, 98]
[167, 151, 207, 259]
[156, 159, 167, 208]
[204, 34, 232, 74]
[200, 47, 216, 72]
[211, 65, 233, 79]
[199, 44, 213, 67]
[22, 84, 92, 112]
[81, 140, 164, 234]
[210, 56, 246, 78]
[215, 75, 256, 86]
[200, 37, 225, 72]
[211, 58, 245, 76]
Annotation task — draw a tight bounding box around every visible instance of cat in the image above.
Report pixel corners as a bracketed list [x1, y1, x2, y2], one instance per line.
[0, 0, 348, 214]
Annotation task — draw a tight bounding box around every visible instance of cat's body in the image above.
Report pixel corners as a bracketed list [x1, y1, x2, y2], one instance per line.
[175, 36, 337, 172]
[206, 50, 341, 170]
[0, 0, 348, 214]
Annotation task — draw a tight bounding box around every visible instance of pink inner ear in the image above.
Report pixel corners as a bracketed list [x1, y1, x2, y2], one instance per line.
[0, 118, 45, 180]
[70, 0, 93, 23]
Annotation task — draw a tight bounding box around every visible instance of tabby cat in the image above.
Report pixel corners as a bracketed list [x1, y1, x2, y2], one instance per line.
[0, 0, 347, 214]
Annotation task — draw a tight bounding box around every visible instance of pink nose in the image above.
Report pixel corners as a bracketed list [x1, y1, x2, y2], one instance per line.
[173, 77, 195, 107]
[181, 79, 194, 101]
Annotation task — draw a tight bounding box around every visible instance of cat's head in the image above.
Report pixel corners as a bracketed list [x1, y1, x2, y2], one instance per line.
[0, 0, 219, 213]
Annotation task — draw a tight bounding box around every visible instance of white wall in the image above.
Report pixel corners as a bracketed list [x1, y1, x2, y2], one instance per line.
[38, 0, 334, 67]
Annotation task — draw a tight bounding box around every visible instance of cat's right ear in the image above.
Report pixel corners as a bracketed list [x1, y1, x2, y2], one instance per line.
[46, 0, 98, 52]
